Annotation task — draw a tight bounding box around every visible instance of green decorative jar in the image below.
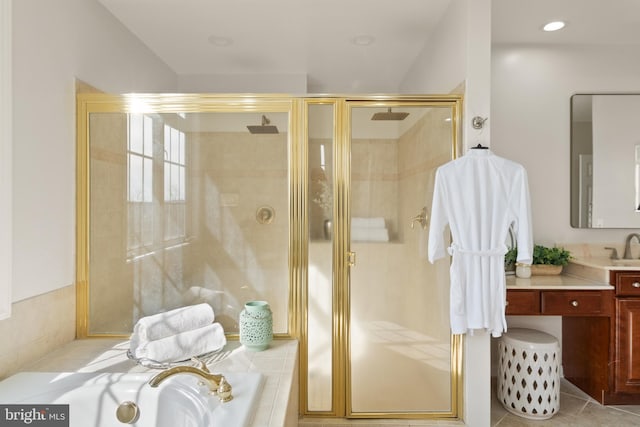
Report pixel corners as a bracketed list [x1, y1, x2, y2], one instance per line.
[239, 301, 273, 351]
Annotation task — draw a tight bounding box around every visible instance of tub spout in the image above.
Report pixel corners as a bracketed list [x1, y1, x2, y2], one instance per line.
[148, 359, 233, 403]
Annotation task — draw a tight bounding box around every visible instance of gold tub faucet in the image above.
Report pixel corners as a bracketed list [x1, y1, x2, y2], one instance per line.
[148, 358, 233, 403]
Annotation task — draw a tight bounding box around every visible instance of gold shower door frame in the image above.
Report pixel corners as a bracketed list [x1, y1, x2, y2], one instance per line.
[76, 93, 462, 420]
[302, 97, 463, 420]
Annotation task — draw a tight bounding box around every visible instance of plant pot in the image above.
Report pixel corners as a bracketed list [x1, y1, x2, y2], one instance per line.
[530, 264, 563, 276]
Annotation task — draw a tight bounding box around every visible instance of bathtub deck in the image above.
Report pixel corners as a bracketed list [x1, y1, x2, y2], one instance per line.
[20, 339, 299, 427]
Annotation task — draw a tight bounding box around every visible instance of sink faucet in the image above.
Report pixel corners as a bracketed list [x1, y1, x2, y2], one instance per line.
[623, 233, 640, 259]
[148, 359, 233, 402]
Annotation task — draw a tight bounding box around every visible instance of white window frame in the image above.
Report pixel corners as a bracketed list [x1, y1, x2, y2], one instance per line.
[125, 116, 189, 261]
[126, 114, 155, 257]
[163, 124, 187, 242]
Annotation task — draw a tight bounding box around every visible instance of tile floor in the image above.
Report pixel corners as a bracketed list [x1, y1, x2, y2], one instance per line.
[299, 379, 640, 426]
[492, 379, 640, 426]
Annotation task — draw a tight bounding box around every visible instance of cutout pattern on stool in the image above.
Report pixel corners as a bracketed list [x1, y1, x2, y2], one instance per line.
[497, 336, 560, 420]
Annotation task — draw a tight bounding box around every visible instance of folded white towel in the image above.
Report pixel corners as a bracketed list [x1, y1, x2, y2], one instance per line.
[133, 323, 227, 363]
[351, 217, 386, 228]
[351, 226, 389, 242]
[130, 303, 215, 352]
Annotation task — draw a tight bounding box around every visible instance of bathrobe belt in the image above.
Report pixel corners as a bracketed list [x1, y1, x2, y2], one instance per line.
[447, 243, 507, 257]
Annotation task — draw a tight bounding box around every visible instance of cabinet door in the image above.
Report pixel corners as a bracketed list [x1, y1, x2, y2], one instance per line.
[616, 298, 640, 393]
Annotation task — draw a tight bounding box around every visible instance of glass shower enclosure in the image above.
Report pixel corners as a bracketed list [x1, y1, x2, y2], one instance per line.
[76, 94, 461, 420]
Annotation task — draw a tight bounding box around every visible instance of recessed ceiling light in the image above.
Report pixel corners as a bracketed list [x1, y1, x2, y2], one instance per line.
[352, 35, 375, 46]
[542, 21, 566, 32]
[208, 35, 233, 47]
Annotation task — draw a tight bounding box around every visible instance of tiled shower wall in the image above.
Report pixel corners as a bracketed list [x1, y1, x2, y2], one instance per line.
[89, 121, 290, 335]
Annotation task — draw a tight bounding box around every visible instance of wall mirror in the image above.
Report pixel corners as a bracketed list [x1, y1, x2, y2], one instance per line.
[570, 94, 640, 228]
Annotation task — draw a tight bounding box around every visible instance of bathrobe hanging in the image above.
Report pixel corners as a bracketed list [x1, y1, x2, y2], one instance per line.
[427, 148, 533, 337]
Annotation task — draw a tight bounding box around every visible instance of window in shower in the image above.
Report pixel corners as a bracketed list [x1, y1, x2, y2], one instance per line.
[127, 114, 154, 255]
[163, 124, 186, 242]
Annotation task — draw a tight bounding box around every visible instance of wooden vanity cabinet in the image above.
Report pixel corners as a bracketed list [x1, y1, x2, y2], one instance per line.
[506, 272, 640, 404]
[506, 286, 615, 404]
[505, 289, 612, 316]
[611, 271, 640, 399]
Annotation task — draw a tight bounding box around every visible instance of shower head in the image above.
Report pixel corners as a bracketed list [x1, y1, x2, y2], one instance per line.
[247, 115, 279, 134]
[371, 107, 409, 121]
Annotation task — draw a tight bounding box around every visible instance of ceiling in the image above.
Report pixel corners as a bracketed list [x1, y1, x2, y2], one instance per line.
[492, 0, 640, 45]
[98, 0, 451, 93]
[98, 0, 640, 93]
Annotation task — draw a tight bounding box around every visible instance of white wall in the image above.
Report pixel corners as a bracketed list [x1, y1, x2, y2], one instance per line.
[492, 44, 640, 246]
[11, 0, 177, 302]
[0, 0, 12, 319]
[400, 0, 467, 95]
[178, 73, 307, 93]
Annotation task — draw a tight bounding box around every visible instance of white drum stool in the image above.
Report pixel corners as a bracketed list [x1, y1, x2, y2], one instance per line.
[497, 328, 560, 420]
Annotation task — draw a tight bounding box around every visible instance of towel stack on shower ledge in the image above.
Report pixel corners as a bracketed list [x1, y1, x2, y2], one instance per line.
[129, 303, 227, 363]
[351, 217, 389, 242]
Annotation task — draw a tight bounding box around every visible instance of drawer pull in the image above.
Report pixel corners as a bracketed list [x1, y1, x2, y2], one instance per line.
[571, 300, 579, 307]
[633, 282, 640, 288]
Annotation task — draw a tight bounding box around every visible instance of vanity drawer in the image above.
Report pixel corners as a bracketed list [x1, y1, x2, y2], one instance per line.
[506, 290, 540, 315]
[541, 290, 611, 316]
[615, 274, 640, 297]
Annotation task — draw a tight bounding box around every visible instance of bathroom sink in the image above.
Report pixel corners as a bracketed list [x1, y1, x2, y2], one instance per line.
[0, 372, 262, 427]
[611, 259, 640, 267]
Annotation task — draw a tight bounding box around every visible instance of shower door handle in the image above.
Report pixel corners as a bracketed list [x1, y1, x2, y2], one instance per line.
[347, 251, 356, 267]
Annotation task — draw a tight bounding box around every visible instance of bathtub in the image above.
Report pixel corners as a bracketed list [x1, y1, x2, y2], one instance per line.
[0, 371, 262, 427]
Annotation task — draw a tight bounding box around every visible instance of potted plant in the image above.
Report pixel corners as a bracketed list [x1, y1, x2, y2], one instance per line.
[504, 245, 571, 275]
[504, 247, 517, 273]
[531, 245, 571, 275]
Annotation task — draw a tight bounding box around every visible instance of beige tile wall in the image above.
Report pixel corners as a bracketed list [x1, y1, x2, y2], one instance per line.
[0, 285, 75, 380]
[88, 122, 291, 335]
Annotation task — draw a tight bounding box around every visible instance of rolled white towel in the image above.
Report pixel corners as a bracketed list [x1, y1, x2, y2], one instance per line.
[351, 226, 389, 242]
[351, 217, 386, 228]
[130, 303, 215, 353]
[133, 323, 227, 363]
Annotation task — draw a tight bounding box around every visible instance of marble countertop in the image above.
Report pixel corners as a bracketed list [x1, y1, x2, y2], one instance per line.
[506, 273, 613, 290]
[569, 256, 640, 271]
[564, 256, 640, 283]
